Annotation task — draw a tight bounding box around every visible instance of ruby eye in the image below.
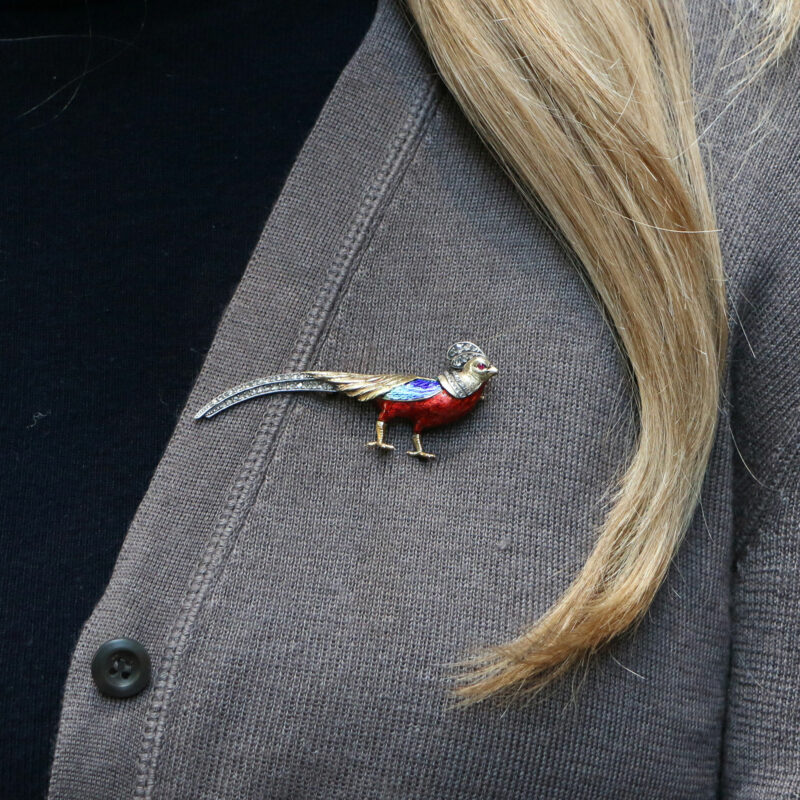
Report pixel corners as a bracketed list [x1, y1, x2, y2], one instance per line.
[477, 363, 486, 370]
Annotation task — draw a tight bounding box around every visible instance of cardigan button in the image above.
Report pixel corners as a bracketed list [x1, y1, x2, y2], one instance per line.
[91, 638, 151, 698]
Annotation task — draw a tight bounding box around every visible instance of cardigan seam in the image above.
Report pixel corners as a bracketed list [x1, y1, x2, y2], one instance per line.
[131, 77, 440, 800]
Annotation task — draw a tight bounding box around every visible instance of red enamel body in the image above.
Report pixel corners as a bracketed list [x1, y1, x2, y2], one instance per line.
[375, 386, 485, 433]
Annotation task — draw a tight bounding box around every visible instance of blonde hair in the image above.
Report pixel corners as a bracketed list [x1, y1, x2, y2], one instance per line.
[406, 0, 798, 703]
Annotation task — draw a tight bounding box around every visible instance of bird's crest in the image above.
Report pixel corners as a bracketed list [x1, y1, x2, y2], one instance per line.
[447, 341, 486, 370]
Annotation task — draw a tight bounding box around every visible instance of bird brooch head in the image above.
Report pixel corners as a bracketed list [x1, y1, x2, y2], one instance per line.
[195, 340, 497, 460]
[438, 342, 498, 400]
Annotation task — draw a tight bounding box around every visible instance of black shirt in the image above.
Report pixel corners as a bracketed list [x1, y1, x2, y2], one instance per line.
[0, 2, 376, 795]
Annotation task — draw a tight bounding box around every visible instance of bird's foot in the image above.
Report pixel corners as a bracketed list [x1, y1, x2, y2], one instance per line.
[406, 449, 436, 460]
[366, 441, 395, 451]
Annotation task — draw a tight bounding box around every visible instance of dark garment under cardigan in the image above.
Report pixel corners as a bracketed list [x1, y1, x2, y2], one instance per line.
[48, 0, 800, 797]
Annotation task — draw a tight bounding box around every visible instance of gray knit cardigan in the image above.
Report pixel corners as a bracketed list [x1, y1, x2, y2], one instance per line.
[48, 1, 800, 797]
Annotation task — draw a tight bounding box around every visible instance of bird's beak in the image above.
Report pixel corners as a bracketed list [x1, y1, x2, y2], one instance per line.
[487, 365, 498, 377]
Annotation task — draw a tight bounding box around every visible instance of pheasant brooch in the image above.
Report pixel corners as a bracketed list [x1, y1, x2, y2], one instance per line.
[194, 341, 498, 459]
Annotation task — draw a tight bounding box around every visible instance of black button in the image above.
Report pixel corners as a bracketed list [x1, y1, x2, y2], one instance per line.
[91, 638, 151, 698]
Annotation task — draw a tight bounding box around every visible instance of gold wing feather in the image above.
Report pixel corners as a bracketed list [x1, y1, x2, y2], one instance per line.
[308, 371, 420, 402]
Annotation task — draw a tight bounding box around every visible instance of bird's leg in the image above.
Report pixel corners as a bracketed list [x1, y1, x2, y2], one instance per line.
[366, 420, 394, 451]
[406, 433, 436, 460]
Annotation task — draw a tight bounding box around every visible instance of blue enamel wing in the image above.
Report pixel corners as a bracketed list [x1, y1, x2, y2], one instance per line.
[382, 378, 442, 402]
